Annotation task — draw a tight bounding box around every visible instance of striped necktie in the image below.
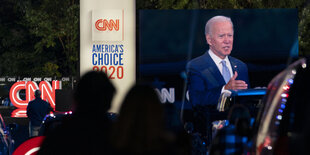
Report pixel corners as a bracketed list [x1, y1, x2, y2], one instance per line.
[221, 60, 231, 83]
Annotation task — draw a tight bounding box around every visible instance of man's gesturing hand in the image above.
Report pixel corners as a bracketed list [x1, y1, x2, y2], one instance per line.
[224, 71, 248, 90]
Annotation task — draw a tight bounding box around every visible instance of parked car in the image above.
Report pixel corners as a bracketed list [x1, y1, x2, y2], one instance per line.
[253, 58, 309, 154]
[0, 114, 14, 155]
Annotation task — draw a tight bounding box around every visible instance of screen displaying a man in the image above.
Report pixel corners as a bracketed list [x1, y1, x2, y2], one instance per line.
[186, 15, 249, 143]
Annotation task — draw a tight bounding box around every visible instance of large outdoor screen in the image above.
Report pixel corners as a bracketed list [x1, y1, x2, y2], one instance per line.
[138, 9, 298, 111]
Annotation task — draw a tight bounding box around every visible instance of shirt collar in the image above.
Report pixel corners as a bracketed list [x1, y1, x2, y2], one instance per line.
[208, 49, 229, 65]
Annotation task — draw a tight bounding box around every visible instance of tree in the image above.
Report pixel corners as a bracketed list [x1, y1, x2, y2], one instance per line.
[299, 3, 310, 56]
[22, 0, 79, 76]
[0, 0, 79, 77]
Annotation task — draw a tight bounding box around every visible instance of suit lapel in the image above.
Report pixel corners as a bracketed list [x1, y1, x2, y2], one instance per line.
[203, 52, 226, 85]
[229, 57, 238, 74]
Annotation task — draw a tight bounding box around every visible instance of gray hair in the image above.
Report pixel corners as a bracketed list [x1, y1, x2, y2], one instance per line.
[205, 16, 234, 36]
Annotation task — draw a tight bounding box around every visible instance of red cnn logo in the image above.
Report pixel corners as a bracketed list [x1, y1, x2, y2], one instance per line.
[95, 19, 119, 31]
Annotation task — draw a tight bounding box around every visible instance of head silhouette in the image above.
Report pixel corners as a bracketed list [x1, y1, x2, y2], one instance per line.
[35, 90, 41, 98]
[228, 104, 251, 136]
[112, 84, 166, 153]
[73, 71, 116, 115]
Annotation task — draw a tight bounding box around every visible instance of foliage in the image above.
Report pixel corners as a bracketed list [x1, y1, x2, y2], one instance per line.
[23, 0, 79, 76]
[0, 0, 79, 77]
[299, 4, 310, 56]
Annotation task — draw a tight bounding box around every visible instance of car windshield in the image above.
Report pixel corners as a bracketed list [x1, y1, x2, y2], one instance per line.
[255, 58, 307, 153]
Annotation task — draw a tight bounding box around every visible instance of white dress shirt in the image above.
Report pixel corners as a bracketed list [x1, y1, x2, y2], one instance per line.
[208, 50, 233, 77]
[208, 50, 233, 94]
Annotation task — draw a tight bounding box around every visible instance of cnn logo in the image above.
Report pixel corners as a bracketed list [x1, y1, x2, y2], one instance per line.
[92, 10, 123, 41]
[95, 19, 119, 31]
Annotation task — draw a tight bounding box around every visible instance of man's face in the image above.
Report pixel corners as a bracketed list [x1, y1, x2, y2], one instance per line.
[206, 21, 234, 59]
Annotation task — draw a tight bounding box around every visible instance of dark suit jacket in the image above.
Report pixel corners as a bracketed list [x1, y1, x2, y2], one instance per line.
[27, 98, 53, 126]
[186, 51, 249, 108]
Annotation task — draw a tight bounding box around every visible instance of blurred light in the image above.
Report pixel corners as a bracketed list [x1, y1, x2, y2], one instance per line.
[277, 115, 282, 120]
[64, 111, 73, 115]
[267, 146, 273, 150]
[275, 121, 280, 125]
[264, 136, 271, 147]
[288, 132, 292, 137]
[288, 79, 294, 84]
[292, 69, 296, 75]
[302, 63, 307, 69]
[278, 109, 283, 113]
[281, 104, 286, 109]
[283, 85, 290, 91]
[219, 124, 223, 129]
[282, 98, 287, 102]
[281, 93, 289, 98]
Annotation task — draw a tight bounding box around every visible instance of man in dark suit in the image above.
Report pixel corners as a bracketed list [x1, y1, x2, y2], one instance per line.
[186, 15, 249, 144]
[27, 90, 53, 137]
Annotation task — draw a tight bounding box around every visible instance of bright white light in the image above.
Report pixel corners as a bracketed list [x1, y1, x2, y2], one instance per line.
[283, 85, 290, 91]
[281, 93, 288, 98]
